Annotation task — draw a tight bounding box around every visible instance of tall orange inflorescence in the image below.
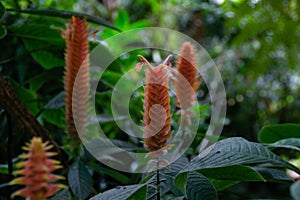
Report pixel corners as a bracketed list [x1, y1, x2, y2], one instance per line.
[61, 17, 90, 138]
[10, 137, 66, 200]
[136, 55, 173, 158]
[174, 42, 201, 124]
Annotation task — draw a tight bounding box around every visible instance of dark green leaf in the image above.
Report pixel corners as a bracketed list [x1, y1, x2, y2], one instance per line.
[84, 138, 135, 167]
[43, 92, 64, 109]
[139, 174, 154, 185]
[89, 115, 126, 124]
[0, 25, 6, 39]
[162, 156, 189, 196]
[111, 139, 143, 151]
[254, 168, 292, 182]
[0, 1, 5, 20]
[90, 184, 147, 200]
[9, 23, 64, 45]
[210, 180, 239, 192]
[168, 156, 189, 173]
[127, 185, 147, 200]
[267, 138, 300, 151]
[68, 161, 92, 200]
[259, 124, 300, 143]
[7, 8, 120, 31]
[290, 181, 300, 200]
[8, 24, 65, 69]
[8, 79, 39, 115]
[0, 164, 8, 174]
[173, 197, 186, 200]
[89, 163, 130, 185]
[27, 69, 64, 92]
[49, 189, 71, 200]
[23, 38, 64, 69]
[42, 108, 65, 128]
[180, 137, 300, 174]
[174, 172, 188, 195]
[186, 172, 218, 200]
[198, 165, 265, 181]
[101, 70, 122, 87]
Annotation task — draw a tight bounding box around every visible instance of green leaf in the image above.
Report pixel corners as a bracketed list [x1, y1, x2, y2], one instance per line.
[101, 70, 122, 87]
[210, 180, 239, 191]
[0, 164, 8, 174]
[95, 166, 131, 184]
[290, 181, 300, 200]
[254, 168, 292, 182]
[9, 23, 65, 45]
[8, 79, 39, 115]
[7, 8, 120, 31]
[115, 10, 130, 30]
[168, 156, 189, 173]
[162, 156, 189, 196]
[28, 69, 64, 91]
[49, 189, 71, 200]
[68, 161, 92, 200]
[0, 25, 7, 39]
[198, 165, 265, 181]
[23, 38, 64, 69]
[83, 138, 136, 166]
[8, 24, 65, 69]
[180, 137, 300, 174]
[89, 115, 126, 124]
[42, 108, 65, 128]
[127, 185, 147, 200]
[0, 1, 5, 20]
[130, 20, 149, 29]
[90, 184, 147, 200]
[173, 197, 186, 200]
[267, 138, 300, 151]
[186, 172, 218, 200]
[174, 172, 188, 195]
[43, 92, 64, 109]
[258, 124, 300, 143]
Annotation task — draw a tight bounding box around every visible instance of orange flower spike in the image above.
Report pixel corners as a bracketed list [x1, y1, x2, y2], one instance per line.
[61, 16, 90, 138]
[136, 55, 173, 157]
[175, 42, 201, 110]
[10, 137, 66, 200]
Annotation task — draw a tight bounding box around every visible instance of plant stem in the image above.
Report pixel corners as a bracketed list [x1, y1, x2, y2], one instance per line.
[156, 159, 160, 200]
[6, 8, 120, 31]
